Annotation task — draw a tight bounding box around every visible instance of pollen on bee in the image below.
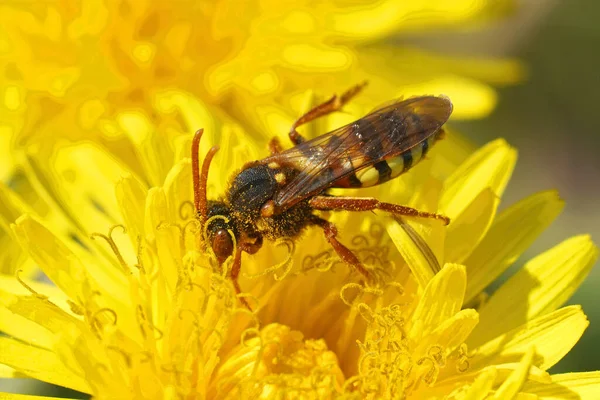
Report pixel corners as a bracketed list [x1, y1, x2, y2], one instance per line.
[268, 161, 280, 169]
[275, 172, 286, 184]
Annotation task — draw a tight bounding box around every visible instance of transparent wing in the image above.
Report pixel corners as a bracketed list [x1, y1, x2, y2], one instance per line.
[264, 96, 453, 213]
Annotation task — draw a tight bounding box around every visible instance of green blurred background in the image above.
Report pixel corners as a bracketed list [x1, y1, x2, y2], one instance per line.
[451, 0, 600, 374]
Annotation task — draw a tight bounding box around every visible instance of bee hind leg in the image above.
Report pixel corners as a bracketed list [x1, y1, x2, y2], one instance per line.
[309, 196, 450, 225]
[289, 81, 368, 145]
[309, 215, 371, 279]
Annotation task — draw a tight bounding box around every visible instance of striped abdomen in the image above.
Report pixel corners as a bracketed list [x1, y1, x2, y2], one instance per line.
[349, 132, 441, 188]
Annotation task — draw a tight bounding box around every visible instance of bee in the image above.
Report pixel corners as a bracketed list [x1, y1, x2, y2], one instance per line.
[192, 83, 452, 308]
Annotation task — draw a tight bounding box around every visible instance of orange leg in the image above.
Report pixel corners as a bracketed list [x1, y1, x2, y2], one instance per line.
[268, 137, 284, 155]
[309, 196, 450, 225]
[289, 81, 368, 145]
[310, 216, 371, 279]
[228, 237, 263, 310]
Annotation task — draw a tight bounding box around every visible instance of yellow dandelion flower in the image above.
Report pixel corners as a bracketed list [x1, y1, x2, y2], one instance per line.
[0, 0, 523, 180]
[0, 88, 598, 399]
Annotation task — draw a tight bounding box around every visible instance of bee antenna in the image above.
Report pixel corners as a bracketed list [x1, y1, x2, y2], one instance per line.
[192, 129, 220, 226]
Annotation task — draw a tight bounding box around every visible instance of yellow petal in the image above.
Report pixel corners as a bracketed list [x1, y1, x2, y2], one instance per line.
[12, 215, 126, 304]
[415, 308, 478, 363]
[0, 364, 26, 380]
[387, 217, 445, 287]
[522, 371, 600, 399]
[0, 393, 79, 400]
[0, 289, 83, 345]
[409, 264, 466, 339]
[459, 367, 497, 400]
[331, 0, 515, 38]
[146, 188, 179, 294]
[117, 110, 175, 187]
[12, 214, 97, 302]
[115, 173, 148, 249]
[23, 142, 129, 236]
[440, 139, 516, 220]
[464, 190, 564, 304]
[0, 336, 91, 394]
[0, 305, 54, 350]
[472, 235, 598, 346]
[445, 188, 499, 263]
[163, 160, 193, 223]
[470, 306, 588, 371]
[492, 347, 535, 399]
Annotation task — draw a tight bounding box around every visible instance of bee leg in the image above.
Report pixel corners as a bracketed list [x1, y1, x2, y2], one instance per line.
[290, 81, 368, 145]
[309, 215, 371, 279]
[309, 196, 450, 225]
[268, 136, 284, 155]
[230, 248, 251, 310]
[229, 237, 263, 310]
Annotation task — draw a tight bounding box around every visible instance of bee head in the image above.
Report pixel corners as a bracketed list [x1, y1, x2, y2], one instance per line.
[204, 200, 238, 263]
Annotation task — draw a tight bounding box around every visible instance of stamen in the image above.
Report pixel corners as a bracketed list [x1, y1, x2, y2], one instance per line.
[90, 224, 129, 273]
[135, 304, 163, 340]
[15, 269, 47, 300]
[107, 346, 132, 368]
[133, 236, 146, 274]
[241, 327, 261, 347]
[242, 239, 295, 281]
[302, 250, 337, 273]
[156, 222, 186, 261]
[179, 200, 195, 220]
[416, 356, 439, 386]
[67, 300, 85, 316]
[456, 343, 470, 373]
[358, 351, 380, 376]
[428, 345, 446, 367]
[340, 282, 364, 307]
[235, 293, 260, 311]
[91, 307, 118, 332]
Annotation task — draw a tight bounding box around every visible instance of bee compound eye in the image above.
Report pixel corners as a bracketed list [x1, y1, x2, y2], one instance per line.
[212, 229, 234, 262]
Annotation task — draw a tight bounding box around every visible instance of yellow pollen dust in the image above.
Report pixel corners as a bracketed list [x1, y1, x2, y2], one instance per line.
[268, 161, 280, 169]
[275, 172, 286, 184]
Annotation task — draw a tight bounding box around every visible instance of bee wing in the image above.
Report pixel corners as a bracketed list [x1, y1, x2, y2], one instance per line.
[265, 96, 453, 213]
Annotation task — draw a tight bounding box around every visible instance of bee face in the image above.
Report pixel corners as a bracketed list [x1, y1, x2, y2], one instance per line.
[206, 201, 238, 263]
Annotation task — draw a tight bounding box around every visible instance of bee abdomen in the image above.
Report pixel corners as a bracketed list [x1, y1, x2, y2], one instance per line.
[352, 136, 435, 187]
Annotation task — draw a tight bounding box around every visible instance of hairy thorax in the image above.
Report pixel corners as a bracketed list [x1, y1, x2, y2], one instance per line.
[226, 163, 314, 242]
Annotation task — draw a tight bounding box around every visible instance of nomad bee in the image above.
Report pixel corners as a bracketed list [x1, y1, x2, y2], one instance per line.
[192, 83, 452, 308]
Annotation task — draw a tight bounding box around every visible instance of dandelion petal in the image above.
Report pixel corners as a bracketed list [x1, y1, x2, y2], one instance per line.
[470, 306, 588, 371]
[409, 263, 466, 339]
[472, 235, 598, 345]
[464, 190, 564, 304]
[522, 371, 600, 398]
[491, 347, 535, 399]
[0, 336, 91, 394]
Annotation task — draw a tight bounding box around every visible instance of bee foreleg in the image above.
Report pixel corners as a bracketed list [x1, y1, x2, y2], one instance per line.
[230, 247, 251, 310]
[229, 238, 263, 311]
[309, 196, 450, 225]
[289, 81, 368, 145]
[309, 215, 371, 279]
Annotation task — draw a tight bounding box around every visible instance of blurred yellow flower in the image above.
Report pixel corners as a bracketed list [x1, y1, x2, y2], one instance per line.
[0, 89, 598, 398]
[0, 0, 523, 180]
